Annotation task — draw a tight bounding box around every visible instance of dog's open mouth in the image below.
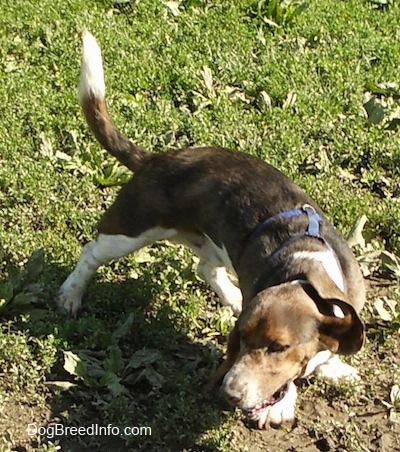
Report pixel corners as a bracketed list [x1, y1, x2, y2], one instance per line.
[242, 382, 289, 421]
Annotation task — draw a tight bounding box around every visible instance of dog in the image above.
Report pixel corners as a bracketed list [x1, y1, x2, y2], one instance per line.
[57, 31, 365, 429]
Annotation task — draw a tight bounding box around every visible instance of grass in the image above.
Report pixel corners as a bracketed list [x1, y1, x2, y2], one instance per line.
[0, 0, 399, 450]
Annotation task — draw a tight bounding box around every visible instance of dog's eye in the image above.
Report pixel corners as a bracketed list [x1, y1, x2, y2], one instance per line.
[266, 342, 289, 354]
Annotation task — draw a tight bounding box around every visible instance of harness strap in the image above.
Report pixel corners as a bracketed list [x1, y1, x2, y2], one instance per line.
[303, 205, 323, 237]
[250, 204, 323, 243]
[248, 205, 340, 294]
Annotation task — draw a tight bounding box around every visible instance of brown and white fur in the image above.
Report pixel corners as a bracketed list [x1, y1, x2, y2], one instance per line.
[57, 32, 366, 428]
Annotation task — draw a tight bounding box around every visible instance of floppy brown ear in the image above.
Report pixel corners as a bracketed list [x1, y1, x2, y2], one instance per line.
[316, 298, 364, 355]
[303, 265, 365, 355]
[209, 322, 241, 388]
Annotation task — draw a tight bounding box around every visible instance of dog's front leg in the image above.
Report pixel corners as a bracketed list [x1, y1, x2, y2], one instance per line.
[197, 261, 243, 316]
[57, 232, 157, 315]
[303, 351, 360, 382]
[314, 353, 360, 382]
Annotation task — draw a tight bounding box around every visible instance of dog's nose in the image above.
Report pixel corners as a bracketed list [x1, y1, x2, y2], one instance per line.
[224, 391, 242, 405]
[220, 379, 245, 405]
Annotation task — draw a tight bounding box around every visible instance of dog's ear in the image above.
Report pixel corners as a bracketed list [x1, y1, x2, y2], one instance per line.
[209, 322, 241, 387]
[303, 265, 364, 355]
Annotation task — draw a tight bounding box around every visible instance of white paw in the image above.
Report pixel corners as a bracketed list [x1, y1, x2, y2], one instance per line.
[315, 355, 360, 383]
[197, 263, 243, 317]
[257, 382, 297, 428]
[222, 292, 242, 317]
[56, 288, 82, 316]
[231, 305, 242, 317]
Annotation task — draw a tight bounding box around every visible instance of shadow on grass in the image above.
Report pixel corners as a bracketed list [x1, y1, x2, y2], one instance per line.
[22, 257, 232, 452]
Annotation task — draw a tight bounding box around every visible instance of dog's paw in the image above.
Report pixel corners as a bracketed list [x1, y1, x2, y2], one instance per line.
[256, 382, 297, 428]
[315, 355, 360, 383]
[218, 283, 242, 317]
[227, 296, 242, 317]
[197, 262, 242, 316]
[56, 289, 82, 316]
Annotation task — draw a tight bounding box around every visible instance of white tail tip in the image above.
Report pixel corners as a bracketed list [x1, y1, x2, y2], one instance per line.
[79, 30, 105, 100]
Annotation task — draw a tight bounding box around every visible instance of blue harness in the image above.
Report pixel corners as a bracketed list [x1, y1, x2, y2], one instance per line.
[250, 204, 327, 259]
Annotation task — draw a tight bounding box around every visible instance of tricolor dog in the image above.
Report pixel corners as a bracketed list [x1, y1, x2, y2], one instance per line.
[58, 31, 365, 428]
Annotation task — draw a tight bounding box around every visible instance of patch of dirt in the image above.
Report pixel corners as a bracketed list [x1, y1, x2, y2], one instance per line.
[229, 390, 400, 452]
[0, 398, 52, 452]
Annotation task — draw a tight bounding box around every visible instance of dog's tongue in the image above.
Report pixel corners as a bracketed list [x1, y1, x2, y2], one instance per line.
[244, 383, 289, 421]
[244, 400, 272, 420]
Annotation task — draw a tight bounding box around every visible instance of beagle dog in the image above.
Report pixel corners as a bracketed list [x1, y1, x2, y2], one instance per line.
[58, 32, 365, 428]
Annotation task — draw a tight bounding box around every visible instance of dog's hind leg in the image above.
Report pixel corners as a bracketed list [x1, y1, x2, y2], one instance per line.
[57, 228, 177, 316]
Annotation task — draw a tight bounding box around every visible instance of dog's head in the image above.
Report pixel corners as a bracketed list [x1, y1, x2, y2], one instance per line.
[219, 266, 364, 424]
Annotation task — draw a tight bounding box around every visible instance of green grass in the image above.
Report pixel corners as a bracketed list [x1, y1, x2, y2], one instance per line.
[0, 0, 400, 450]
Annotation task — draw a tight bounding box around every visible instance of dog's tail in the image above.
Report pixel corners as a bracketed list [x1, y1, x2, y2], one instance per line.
[79, 31, 150, 172]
